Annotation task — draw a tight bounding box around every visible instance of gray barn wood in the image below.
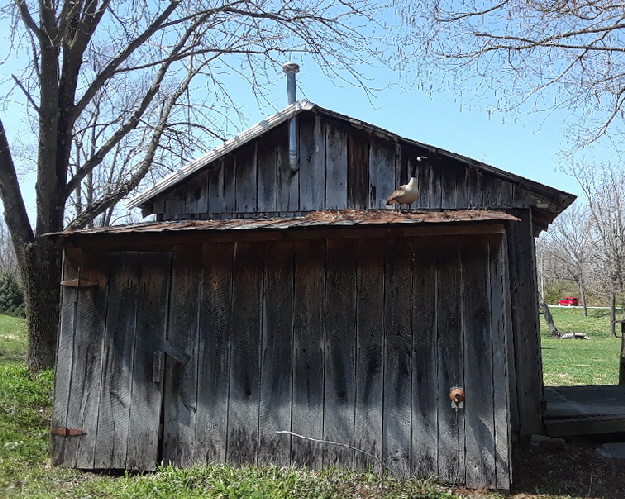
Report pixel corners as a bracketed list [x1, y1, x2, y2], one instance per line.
[52, 225, 512, 490]
[51, 98, 575, 492]
[128, 102, 574, 438]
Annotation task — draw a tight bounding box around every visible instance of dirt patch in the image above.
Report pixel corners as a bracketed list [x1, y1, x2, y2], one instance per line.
[510, 439, 625, 498]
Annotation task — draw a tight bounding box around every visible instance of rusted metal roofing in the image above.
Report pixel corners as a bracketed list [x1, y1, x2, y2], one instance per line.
[50, 210, 518, 239]
[127, 99, 575, 212]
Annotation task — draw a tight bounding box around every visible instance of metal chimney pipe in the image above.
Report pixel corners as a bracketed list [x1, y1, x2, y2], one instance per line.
[282, 61, 300, 104]
[282, 62, 300, 171]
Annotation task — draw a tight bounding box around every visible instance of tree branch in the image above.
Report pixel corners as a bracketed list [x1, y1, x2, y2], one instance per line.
[0, 118, 35, 265]
[67, 63, 200, 229]
[11, 74, 40, 113]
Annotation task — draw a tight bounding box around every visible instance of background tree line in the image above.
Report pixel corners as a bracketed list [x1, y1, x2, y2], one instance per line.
[537, 164, 625, 337]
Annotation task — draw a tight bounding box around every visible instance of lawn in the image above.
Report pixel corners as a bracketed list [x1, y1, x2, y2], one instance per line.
[2, 312, 625, 499]
[539, 307, 622, 386]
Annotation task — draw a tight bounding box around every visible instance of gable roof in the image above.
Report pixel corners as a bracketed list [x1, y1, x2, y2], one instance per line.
[128, 100, 576, 218]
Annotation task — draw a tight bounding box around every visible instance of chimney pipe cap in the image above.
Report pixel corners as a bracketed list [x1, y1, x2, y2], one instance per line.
[282, 62, 300, 74]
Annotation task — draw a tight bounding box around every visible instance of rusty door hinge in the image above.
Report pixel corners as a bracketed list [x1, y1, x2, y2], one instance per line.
[60, 279, 98, 288]
[51, 427, 86, 437]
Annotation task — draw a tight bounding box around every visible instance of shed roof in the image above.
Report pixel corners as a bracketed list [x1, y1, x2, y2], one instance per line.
[127, 100, 575, 216]
[50, 210, 518, 249]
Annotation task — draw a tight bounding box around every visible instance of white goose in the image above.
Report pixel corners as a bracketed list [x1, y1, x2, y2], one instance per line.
[386, 156, 425, 209]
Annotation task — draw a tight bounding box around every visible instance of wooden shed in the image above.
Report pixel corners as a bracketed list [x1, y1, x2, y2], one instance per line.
[49, 100, 575, 491]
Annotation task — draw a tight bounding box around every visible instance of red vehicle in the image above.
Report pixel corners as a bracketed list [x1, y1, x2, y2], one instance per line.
[558, 297, 579, 306]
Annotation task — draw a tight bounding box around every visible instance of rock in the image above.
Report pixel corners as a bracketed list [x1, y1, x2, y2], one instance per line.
[530, 434, 565, 449]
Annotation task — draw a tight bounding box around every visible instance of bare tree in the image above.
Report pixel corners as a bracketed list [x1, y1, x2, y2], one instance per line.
[575, 164, 625, 337]
[398, 0, 625, 148]
[0, 0, 388, 370]
[541, 202, 592, 315]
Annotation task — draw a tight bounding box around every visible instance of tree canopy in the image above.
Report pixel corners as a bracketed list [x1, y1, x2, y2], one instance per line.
[401, 0, 625, 148]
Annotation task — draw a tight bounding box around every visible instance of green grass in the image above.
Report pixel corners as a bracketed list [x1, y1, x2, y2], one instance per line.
[540, 307, 622, 386]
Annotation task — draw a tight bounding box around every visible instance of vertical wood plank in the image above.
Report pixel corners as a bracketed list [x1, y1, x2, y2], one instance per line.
[440, 163, 465, 209]
[185, 170, 210, 214]
[257, 134, 278, 212]
[465, 168, 483, 208]
[298, 114, 325, 211]
[483, 175, 502, 208]
[325, 124, 348, 210]
[354, 238, 384, 471]
[208, 159, 227, 214]
[498, 179, 514, 208]
[151, 196, 165, 215]
[65, 251, 109, 469]
[291, 239, 326, 468]
[453, 164, 469, 208]
[323, 238, 357, 468]
[50, 248, 82, 466]
[162, 244, 202, 466]
[348, 133, 369, 209]
[424, 161, 443, 209]
[382, 236, 413, 475]
[277, 131, 299, 212]
[227, 241, 265, 465]
[235, 144, 258, 213]
[163, 184, 187, 216]
[506, 210, 542, 437]
[368, 138, 395, 210]
[94, 252, 140, 469]
[126, 251, 171, 470]
[411, 241, 439, 477]
[436, 244, 463, 483]
[461, 238, 496, 488]
[195, 242, 234, 464]
[489, 234, 512, 491]
[258, 241, 295, 465]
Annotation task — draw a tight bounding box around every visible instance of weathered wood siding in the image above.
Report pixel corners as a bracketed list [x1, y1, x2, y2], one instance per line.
[150, 112, 533, 220]
[52, 232, 511, 490]
[51, 250, 172, 470]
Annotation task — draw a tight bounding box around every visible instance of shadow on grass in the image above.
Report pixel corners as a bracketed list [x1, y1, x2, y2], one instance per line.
[512, 440, 625, 499]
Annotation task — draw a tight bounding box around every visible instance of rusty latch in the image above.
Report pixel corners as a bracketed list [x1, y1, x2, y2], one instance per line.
[51, 427, 86, 437]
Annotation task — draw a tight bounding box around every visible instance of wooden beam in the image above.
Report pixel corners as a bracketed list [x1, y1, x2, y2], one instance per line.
[545, 416, 625, 438]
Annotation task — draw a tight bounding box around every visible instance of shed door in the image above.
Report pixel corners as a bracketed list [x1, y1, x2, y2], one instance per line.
[51, 250, 172, 470]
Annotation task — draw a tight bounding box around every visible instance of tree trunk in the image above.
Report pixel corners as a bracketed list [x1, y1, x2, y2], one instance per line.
[578, 277, 588, 317]
[22, 238, 62, 371]
[611, 292, 618, 338]
[539, 294, 561, 338]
